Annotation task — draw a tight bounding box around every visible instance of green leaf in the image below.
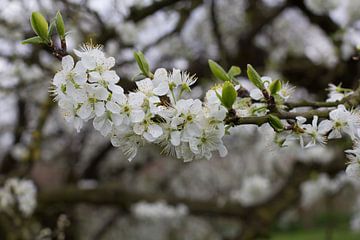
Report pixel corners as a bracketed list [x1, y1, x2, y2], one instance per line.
[55, 11, 65, 39]
[269, 79, 282, 95]
[48, 20, 56, 36]
[134, 51, 152, 78]
[132, 73, 147, 81]
[215, 90, 223, 103]
[227, 66, 241, 79]
[247, 64, 264, 89]
[221, 81, 237, 109]
[208, 60, 230, 82]
[21, 36, 44, 45]
[30, 12, 49, 42]
[268, 114, 284, 132]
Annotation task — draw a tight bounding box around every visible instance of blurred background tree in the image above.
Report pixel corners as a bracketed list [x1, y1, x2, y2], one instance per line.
[1, 0, 360, 239]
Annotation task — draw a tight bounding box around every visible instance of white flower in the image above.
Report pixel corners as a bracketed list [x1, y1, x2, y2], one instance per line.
[151, 68, 197, 99]
[75, 46, 115, 73]
[303, 115, 331, 147]
[231, 175, 271, 206]
[172, 99, 203, 140]
[278, 82, 295, 101]
[107, 91, 145, 125]
[77, 85, 109, 120]
[326, 84, 353, 102]
[53, 55, 87, 88]
[188, 128, 227, 160]
[111, 130, 144, 161]
[133, 115, 163, 142]
[326, 105, 358, 139]
[289, 116, 308, 147]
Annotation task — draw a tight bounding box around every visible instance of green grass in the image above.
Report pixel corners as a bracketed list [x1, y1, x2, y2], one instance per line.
[272, 227, 360, 240]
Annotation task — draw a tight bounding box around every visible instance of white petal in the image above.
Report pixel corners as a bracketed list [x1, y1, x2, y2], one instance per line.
[170, 131, 181, 146]
[153, 82, 169, 96]
[89, 72, 101, 83]
[73, 118, 83, 132]
[94, 86, 109, 100]
[106, 101, 121, 113]
[112, 113, 124, 126]
[130, 110, 145, 123]
[81, 56, 97, 70]
[218, 145, 228, 157]
[143, 132, 156, 142]
[77, 102, 92, 119]
[136, 78, 153, 93]
[62, 55, 74, 71]
[53, 72, 65, 86]
[104, 57, 115, 69]
[94, 102, 105, 116]
[318, 120, 333, 133]
[148, 124, 163, 138]
[133, 123, 145, 135]
[93, 116, 105, 130]
[109, 84, 124, 95]
[103, 70, 119, 84]
[250, 88, 263, 100]
[129, 92, 145, 107]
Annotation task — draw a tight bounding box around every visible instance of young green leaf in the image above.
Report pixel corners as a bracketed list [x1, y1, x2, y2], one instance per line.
[221, 81, 237, 109]
[21, 36, 44, 45]
[30, 12, 49, 42]
[134, 51, 152, 78]
[48, 20, 56, 37]
[269, 79, 282, 95]
[55, 11, 65, 40]
[268, 114, 284, 132]
[132, 73, 147, 81]
[227, 66, 241, 79]
[247, 64, 264, 90]
[208, 60, 230, 82]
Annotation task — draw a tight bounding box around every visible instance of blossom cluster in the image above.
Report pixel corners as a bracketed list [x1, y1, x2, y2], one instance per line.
[51, 44, 360, 181]
[0, 178, 37, 216]
[52, 45, 227, 162]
